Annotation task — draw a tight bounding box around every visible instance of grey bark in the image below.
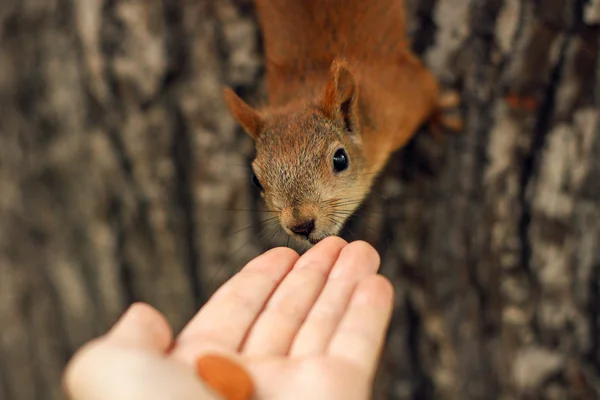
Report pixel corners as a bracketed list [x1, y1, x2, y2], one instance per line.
[0, 0, 599, 399]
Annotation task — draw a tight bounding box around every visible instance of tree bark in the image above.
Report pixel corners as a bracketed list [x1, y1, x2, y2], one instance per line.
[0, 0, 599, 399]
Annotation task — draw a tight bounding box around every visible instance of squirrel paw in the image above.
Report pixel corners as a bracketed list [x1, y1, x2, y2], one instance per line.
[428, 90, 463, 140]
[437, 90, 461, 110]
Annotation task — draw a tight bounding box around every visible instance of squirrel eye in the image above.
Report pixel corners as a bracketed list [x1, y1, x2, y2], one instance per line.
[251, 172, 264, 191]
[332, 148, 349, 173]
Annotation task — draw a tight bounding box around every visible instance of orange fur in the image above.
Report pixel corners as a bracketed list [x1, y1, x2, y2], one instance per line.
[224, 87, 263, 138]
[224, 0, 445, 243]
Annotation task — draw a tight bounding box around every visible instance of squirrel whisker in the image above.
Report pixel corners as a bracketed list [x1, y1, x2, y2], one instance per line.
[227, 216, 280, 237]
[222, 0, 459, 244]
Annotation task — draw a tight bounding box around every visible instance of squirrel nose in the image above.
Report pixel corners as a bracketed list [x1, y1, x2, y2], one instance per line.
[289, 219, 315, 237]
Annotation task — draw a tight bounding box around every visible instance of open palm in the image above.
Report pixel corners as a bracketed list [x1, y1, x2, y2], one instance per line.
[172, 237, 393, 400]
[64, 237, 393, 400]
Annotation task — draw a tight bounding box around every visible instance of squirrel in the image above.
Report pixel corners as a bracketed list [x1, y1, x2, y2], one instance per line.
[224, 0, 461, 245]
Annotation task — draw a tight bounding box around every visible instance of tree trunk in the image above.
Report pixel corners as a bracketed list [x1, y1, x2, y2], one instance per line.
[0, 0, 599, 399]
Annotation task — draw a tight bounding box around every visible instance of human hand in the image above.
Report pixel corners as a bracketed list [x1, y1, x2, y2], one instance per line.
[173, 237, 394, 400]
[64, 237, 394, 400]
[62, 302, 219, 400]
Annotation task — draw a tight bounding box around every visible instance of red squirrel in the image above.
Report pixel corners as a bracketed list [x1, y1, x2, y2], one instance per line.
[224, 0, 460, 245]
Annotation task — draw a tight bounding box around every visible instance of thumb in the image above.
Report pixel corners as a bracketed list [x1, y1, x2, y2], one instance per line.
[63, 304, 201, 400]
[105, 302, 173, 352]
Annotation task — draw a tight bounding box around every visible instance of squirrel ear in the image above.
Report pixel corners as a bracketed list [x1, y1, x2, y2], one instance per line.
[321, 59, 359, 133]
[224, 87, 263, 140]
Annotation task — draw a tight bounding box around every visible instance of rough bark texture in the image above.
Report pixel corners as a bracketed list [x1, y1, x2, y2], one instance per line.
[1, 0, 599, 399]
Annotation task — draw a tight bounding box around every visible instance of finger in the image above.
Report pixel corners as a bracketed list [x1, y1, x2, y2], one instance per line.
[289, 241, 380, 357]
[172, 247, 299, 363]
[106, 302, 173, 352]
[242, 236, 348, 357]
[327, 275, 394, 379]
[64, 304, 216, 400]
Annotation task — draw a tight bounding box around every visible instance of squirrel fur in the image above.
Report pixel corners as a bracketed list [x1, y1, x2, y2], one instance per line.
[224, 0, 458, 245]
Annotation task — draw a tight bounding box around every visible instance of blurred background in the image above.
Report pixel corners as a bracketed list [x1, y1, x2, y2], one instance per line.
[1, 0, 599, 399]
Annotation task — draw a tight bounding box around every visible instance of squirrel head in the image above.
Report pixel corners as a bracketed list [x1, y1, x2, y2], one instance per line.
[224, 59, 375, 244]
